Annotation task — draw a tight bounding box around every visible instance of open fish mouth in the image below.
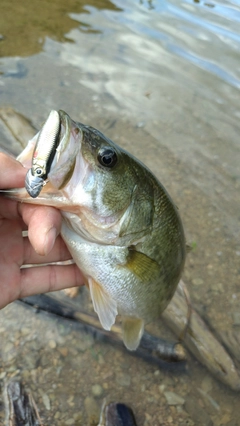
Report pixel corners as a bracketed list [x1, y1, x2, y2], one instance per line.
[1, 110, 82, 204]
[24, 110, 81, 198]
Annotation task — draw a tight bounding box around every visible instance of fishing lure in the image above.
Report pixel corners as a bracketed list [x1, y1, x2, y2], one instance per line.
[25, 110, 61, 198]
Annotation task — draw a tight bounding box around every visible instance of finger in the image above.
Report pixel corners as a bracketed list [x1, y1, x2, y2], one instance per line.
[23, 235, 72, 265]
[0, 197, 26, 226]
[0, 153, 27, 221]
[19, 263, 85, 298]
[0, 153, 26, 188]
[19, 204, 62, 256]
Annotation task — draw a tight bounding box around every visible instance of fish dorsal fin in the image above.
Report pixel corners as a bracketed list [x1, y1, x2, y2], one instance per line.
[122, 317, 144, 351]
[88, 278, 118, 331]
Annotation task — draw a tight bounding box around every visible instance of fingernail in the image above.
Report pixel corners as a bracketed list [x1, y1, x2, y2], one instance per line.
[44, 227, 57, 255]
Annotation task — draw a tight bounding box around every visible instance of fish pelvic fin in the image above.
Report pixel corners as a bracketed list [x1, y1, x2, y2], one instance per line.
[88, 277, 118, 331]
[122, 317, 144, 351]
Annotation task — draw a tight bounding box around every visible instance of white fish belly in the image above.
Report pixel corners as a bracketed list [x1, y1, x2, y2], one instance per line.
[61, 221, 141, 317]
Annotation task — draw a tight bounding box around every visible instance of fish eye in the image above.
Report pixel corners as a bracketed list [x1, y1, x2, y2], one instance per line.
[36, 168, 43, 175]
[97, 147, 117, 168]
[34, 167, 45, 177]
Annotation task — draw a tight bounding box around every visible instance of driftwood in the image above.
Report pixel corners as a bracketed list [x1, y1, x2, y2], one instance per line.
[4, 381, 43, 426]
[20, 294, 187, 371]
[162, 281, 240, 391]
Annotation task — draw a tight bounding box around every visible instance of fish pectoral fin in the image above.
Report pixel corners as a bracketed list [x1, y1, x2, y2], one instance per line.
[122, 317, 144, 351]
[124, 248, 160, 282]
[88, 277, 118, 331]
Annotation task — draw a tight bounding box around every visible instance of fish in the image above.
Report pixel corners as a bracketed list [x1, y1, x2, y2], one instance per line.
[2, 110, 186, 350]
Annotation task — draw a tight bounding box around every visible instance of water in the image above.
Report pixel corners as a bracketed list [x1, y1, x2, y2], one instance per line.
[0, 1, 240, 424]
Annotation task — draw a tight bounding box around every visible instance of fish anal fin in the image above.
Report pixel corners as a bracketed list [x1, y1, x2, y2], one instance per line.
[88, 277, 118, 331]
[125, 249, 160, 282]
[122, 317, 144, 351]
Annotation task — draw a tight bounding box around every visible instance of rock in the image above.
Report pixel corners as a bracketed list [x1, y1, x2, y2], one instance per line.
[192, 278, 204, 286]
[201, 376, 213, 393]
[75, 336, 94, 352]
[185, 395, 213, 426]
[41, 392, 51, 411]
[116, 373, 131, 387]
[84, 396, 100, 425]
[4, 342, 14, 352]
[232, 312, 240, 326]
[48, 340, 57, 349]
[159, 384, 165, 393]
[163, 391, 185, 406]
[21, 327, 31, 336]
[197, 388, 220, 412]
[210, 282, 224, 293]
[91, 384, 103, 397]
[65, 419, 75, 425]
[58, 347, 68, 357]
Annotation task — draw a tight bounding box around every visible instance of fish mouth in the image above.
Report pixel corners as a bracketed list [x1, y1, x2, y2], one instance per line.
[58, 110, 72, 146]
[2, 110, 83, 204]
[23, 110, 83, 198]
[58, 110, 81, 158]
[0, 110, 85, 214]
[46, 110, 82, 190]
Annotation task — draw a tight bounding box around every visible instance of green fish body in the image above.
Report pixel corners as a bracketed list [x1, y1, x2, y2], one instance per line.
[10, 110, 186, 350]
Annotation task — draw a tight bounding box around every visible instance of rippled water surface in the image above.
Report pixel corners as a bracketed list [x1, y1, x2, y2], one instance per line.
[0, 1, 240, 425]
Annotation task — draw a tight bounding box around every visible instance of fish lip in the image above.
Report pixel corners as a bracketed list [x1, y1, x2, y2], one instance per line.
[43, 110, 83, 191]
[58, 109, 81, 147]
[58, 110, 71, 141]
[58, 109, 69, 125]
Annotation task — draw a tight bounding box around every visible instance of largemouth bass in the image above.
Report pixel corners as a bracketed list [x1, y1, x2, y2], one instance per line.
[3, 110, 186, 350]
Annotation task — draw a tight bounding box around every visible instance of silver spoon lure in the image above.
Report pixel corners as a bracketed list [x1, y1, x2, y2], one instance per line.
[25, 110, 61, 198]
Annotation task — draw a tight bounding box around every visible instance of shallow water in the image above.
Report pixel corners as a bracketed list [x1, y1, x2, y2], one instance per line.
[0, 1, 240, 425]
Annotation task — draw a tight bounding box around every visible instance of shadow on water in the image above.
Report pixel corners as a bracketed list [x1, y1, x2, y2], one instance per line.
[0, 0, 240, 425]
[0, 0, 121, 57]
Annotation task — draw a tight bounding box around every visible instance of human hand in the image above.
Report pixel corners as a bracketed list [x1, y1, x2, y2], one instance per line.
[0, 152, 84, 309]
